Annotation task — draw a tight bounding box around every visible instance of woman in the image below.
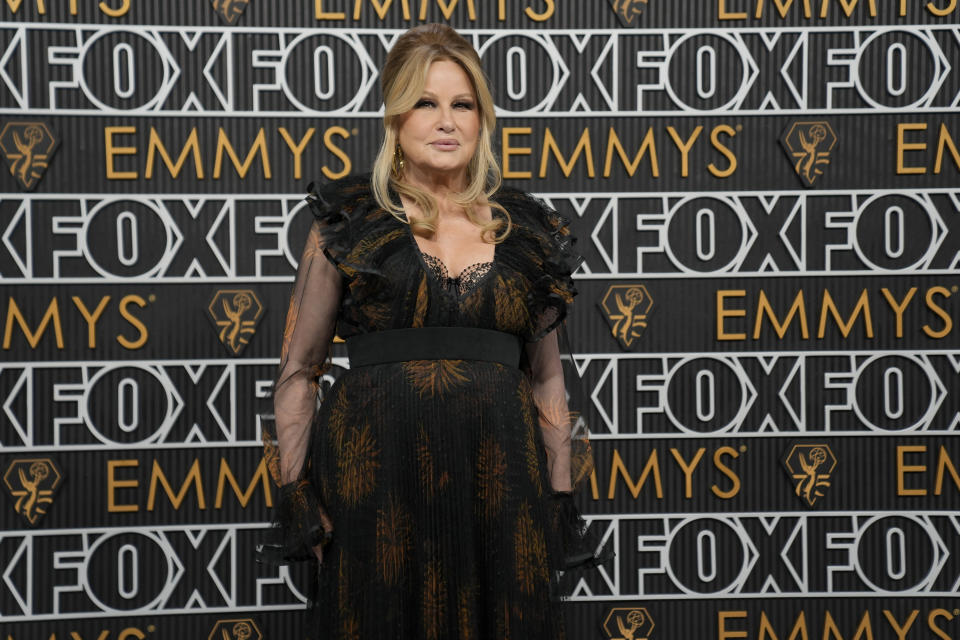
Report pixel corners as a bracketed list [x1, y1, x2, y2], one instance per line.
[262, 23, 598, 640]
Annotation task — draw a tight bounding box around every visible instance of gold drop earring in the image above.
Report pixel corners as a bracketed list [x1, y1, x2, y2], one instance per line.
[392, 143, 405, 177]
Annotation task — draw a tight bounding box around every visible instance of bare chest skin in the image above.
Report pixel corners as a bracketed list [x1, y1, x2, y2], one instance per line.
[402, 198, 496, 278]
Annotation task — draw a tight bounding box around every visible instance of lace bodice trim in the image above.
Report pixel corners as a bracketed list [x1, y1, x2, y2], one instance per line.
[420, 251, 494, 297]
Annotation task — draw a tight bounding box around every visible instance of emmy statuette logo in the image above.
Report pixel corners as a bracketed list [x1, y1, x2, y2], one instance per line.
[207, 289, 265, 355]
[783, 443, 837, 506]
[609, 0, 649, 26]
[211, 0, 251, 24]
[2, 458, 63, 525]
[600, 284, 654, 350]
[780, 121, 838, 187]
[0, 121, 59, 191]
[603, 607, 655, 640]
[208, 619, 262, 640]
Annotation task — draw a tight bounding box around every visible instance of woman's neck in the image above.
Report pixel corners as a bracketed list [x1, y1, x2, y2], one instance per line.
[402, 165, 468, 200]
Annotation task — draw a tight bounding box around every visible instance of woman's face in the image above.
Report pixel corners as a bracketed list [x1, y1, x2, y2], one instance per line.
[396, 59, 481, 185]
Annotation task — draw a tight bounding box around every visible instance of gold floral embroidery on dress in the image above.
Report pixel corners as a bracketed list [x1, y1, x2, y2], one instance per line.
[327, 383, 350, 451]
[458, 586, 476, 640]
[514, 502, 549, 595]
[346, 228, 403, 264]
[493, 275, 530, 332]
[402, 360, 470, 398]
[516, 385, 543, 495]
[422, 557, 448, 640]
[416, 425, 450, 500]
[411, 272, 429, 327]
[376, 494, 413, 585]
[337, 424, 380, 504]
[476, 437, 507, 519]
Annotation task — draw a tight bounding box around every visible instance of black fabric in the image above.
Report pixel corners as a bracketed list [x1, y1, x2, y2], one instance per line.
[347, 327, 522, 368]
[261, 174, 606, 640]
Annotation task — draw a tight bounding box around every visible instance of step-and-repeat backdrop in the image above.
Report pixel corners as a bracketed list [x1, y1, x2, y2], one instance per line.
[2, 1, 959, 639]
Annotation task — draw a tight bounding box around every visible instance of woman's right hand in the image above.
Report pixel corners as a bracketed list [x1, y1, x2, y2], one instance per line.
[312, 512, 335, 563]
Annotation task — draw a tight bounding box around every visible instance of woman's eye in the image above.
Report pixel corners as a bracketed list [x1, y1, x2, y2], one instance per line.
[415, 99, 434, 108]
[454, 101, 475, 110]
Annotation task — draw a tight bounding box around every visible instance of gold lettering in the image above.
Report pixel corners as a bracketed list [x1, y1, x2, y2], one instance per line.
[883, 610, 919, 640]
[431, 0, 475, 19]
[896, 123, 927, 175]
[934, 445, 960, 495]
[322, 126, 352, 180]
[880, 287, 917, 338]
[717, 290, 747, 340]
[214, 128, 271, 179]
[146, 127, 203, 180]
[929, 609, 953, 640]
[926, 0, 957, 17]
[708, 125, 737, 178]
[922, 286, 952, 339]
[759, 611, 810, 640]
[754, 289, 809, 339]
[278, 127, 315, 181]
[104, 126, 138, 180]
[72, 296, 110, 349]
[540, 127, 594, 178]
[670, 448, 705, 498]
[502, 127, 532, 179]
[718, 611, 748, 640]
[117, 294, 148, 350]
[215, 458, 274, 508]
[818, 289, 874, 339]
[666, 126, 702, 177]
[712, 446, 741, 499]
[933, 123, 960, 174]
[147, 459, 206, 511]
[819, 0, 877, 17]
[604, 127, 658, 177]
[107, 459, 139, 513]
[754, 0, 813, 17]
[896, 445, 927, 496]
[3, 298, 63, 349]
[315, 0, 346, 18]
[525, 0, 554, 20]
[99, 0, 130, 17]
[823, 611, 873, 640]
[718, 0, 748, 19]
[608, 449, 662, 499]
[353, 0, 411, 18]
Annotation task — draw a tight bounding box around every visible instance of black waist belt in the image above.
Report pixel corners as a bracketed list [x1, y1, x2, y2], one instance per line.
[346, 327, 522, 368]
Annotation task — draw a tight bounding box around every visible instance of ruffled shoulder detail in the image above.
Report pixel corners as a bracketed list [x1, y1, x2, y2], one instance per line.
[495, 187, 583, 341]
[305, 174, 409, 334]
[305, 174, 398, 280]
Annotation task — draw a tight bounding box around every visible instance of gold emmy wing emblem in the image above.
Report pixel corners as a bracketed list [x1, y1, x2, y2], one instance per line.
[602, 607, 655, 640]
[210, 0, 251, 24]
[783, 443, 837, 506]
[0, 121, 59, 191]
[600, 284, 654, 350]
[609, 0, 649, 25]
[208, 619, 262, 640]
[780, 121, 838, 187]
[2, 458, 63, 525]
[207, 289, 264, 355]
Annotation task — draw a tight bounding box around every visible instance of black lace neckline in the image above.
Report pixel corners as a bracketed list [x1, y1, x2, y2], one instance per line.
[419, 251, 495, 297]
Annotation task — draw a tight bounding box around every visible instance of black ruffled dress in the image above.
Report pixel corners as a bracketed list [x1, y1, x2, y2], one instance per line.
[261, 175, 600, 640]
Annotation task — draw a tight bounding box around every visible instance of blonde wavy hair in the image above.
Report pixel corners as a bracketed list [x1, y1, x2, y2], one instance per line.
[371, 24, 510, 242]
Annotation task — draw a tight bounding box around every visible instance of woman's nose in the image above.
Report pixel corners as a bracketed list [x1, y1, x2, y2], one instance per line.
[436, 107, 455, 131]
